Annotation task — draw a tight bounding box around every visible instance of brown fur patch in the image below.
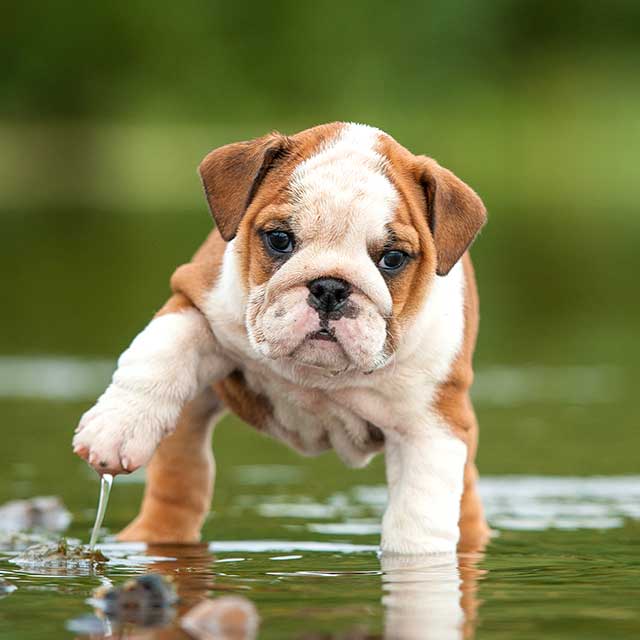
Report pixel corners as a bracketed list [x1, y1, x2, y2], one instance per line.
[155, 229, 226, 319]
[376, 134, 438, 332]
[155, 292, 194, 317]
[118, 387, 223, 543]
[214, 370, 273, 431]
[169, 229, 226, 311]
[199, 133, 290, 241]
[416, 156, 487, 276]
[233, 123, 344, 290]
[435, 255, 477, 441]
[434, 255, 490, 550]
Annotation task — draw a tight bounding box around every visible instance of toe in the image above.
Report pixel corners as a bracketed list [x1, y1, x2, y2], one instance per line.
[73, 443, 89, 460]
[87, 449, 126, 476]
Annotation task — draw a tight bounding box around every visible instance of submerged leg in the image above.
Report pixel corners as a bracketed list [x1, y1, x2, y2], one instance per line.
[118, 387, 224, 543]
[380, 387, 490, 555]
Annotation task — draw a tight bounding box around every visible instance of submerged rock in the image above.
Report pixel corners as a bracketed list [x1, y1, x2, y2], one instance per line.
[0, 531, 57, 552]
[181, 596, 259, 640]
[92, 574, 178, 628]
[10, 539, 108, 568]
[65, 613, 109, 635]
[0, 578, 17, 598]
[0, 496, 71, 534]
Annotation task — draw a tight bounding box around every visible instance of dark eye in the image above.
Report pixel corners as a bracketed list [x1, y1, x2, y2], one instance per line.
[265, 230, 294, 254]
[378, 250, 409, 272]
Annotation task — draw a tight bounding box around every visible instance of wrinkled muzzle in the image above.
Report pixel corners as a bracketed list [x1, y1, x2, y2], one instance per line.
[246, 284, 390, 373]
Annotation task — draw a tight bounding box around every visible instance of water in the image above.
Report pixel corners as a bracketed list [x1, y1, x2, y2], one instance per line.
[1, 472, 639, 639]
[88, 474, 113, 551]
[0, 211, 639, 638]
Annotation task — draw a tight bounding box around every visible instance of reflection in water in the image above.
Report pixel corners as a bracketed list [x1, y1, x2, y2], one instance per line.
[129, 544, 259, 639]
[96, 544, 486, 640]
[138, 544, 484, 640]
[4, 475, 638, 638]
[181, 596, 259, 640]
[6, 527, 639, 639]
[67, 543, 259, 639]
[59, 542, 485, 639]
[381, 553, 484, 640]
[142, 543, 216, 615]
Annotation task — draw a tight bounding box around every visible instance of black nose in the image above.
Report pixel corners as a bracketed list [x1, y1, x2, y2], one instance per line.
[307, 277, 352, 314]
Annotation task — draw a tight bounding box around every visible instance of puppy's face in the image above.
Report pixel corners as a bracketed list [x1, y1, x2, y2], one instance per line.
[199, 123, 486, 374]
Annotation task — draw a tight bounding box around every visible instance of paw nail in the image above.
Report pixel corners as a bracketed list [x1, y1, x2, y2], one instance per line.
[121, 457, 130, 471]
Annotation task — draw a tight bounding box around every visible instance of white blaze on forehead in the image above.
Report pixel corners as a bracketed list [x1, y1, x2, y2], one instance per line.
[288, 123, 398, 244]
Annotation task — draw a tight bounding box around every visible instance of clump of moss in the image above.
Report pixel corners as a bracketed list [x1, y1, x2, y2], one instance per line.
[10, 538, 108, 567]
[0, 578, 17, 597]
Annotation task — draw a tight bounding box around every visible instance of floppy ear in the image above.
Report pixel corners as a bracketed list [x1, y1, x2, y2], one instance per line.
[198, 133, 289, 241]
[416, 156, 487, 276]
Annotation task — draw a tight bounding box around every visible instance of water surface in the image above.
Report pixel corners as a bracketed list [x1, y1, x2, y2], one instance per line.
[1, 421, 638, 639]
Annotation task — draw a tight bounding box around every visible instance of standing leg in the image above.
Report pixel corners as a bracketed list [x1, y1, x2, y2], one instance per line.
[381, 425, 468, 555]
[381, 423, 489, 555]
[118, 387, 224, 543]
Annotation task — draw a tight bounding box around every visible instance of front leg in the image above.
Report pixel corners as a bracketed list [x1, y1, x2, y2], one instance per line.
[73, 300, 232, 475]
[381, 425, 467, 555]
[117, 386, 224, 542]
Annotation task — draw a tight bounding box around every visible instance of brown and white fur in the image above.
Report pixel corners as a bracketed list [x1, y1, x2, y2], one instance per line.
[73, 122, 489, 554]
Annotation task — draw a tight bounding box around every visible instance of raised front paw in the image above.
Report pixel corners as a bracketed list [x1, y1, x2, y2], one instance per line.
[72, 387, 177, 475]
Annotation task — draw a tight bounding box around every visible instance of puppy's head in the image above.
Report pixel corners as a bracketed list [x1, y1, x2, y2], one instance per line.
[199, 123, 486, 374]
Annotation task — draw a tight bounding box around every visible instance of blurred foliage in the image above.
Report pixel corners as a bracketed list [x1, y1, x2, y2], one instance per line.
[2, 0, 640, 215]
[3, 0, 640, 122]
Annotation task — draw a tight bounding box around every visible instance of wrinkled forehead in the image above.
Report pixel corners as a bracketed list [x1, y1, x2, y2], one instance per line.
[286, 124, 399, 246]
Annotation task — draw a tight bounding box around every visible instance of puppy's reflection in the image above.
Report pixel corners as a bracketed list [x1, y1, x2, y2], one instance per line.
[87, 543, 258, 640]
[143, 542, 216, 615]
[142, 545, 483, 640]
[381, 552, 485, 640]
[80, 543, 482, 639]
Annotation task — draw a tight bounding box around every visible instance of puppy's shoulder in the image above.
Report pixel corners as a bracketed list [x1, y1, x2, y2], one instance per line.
[170, 229, 227, 310]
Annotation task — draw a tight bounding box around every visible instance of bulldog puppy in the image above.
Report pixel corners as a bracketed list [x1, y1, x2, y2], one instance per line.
[73, 122, 489, 554]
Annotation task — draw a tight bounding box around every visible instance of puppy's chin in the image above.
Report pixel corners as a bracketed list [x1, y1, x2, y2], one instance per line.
[289, 336, 351, 372]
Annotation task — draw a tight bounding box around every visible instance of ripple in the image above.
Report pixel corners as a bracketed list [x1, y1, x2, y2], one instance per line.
[246, 476, 640, 533]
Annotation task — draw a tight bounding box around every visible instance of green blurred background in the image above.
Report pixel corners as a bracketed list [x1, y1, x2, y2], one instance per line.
[1, 0, 639, 485]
